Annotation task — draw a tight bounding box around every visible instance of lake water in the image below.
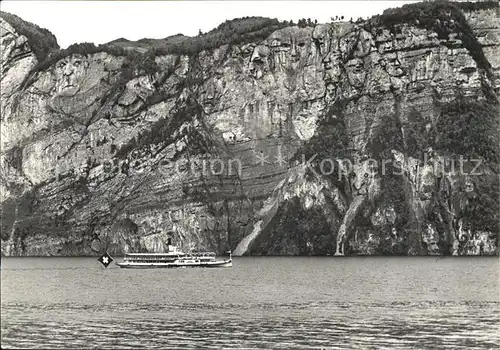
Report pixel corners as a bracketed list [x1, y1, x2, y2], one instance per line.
[1, 257, 499, 349]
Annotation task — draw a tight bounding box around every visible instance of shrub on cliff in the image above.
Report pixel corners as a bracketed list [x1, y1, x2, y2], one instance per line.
[375, 0, 468, 32]
[370, 0, 493, 76]
[368, 110, 404, 160]
[297, 18, 316, 28]
[454, 1, 499, 12]
[34, 42, 130, 71]
[369, 110, 414, 241]
[369, 111, 410, 232]
[1, 198, 16, 241]
[27, 16, 290, 92]
[3, 145, 23, 173]
[0, 11, 59, 62]
[1, 188, 37, 242]
[162, 17, 289, 56]
[404, 108, 430, 158]
[249, 196, 334, 255]
[462, 174, 500, 235]
[108, 17, 289, 58]
[434, 98, 499, 164]
[294, 102, 351, 189]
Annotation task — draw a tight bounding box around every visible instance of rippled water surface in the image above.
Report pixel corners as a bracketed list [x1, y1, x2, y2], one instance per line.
[1, 257, 499, 349]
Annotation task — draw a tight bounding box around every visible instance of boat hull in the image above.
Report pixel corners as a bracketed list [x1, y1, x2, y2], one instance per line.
[116, 259, 232, 269]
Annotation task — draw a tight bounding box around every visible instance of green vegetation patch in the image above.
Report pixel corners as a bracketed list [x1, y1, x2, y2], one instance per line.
[368, 1, 493, 75]
[434, 97, 499, 164]
[0, 11, 59, 62]
[293, 101, 352, 189]
[1, 188, 37, 242]
[33, 17, 290, 73]
[454, 1, 499, 12]
[249, 197, 334, 255]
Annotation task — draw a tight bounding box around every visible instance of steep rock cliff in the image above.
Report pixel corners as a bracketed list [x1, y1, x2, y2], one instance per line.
[1, 1, 499, 256]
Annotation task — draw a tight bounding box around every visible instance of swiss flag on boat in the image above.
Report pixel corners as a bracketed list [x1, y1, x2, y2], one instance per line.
[98, 252, 113, 268]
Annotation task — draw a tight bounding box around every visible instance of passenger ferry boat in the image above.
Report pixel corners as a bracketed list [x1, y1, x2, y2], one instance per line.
[116, 244, 232, 268]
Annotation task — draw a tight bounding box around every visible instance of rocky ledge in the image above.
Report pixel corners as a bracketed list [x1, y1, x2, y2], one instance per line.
[1, 1, 499, 256]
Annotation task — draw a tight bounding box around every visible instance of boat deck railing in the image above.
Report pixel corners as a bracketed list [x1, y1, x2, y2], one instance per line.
[189, 252, 217, 257]
[125, 252, 216, 257]
[124, 252, 217, 261]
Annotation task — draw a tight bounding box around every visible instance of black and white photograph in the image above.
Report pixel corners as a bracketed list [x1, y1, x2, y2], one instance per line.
[1, 0, 499, 348]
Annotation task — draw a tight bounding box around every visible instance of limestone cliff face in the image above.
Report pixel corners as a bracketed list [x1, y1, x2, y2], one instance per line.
[1, 2, 499, 256]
